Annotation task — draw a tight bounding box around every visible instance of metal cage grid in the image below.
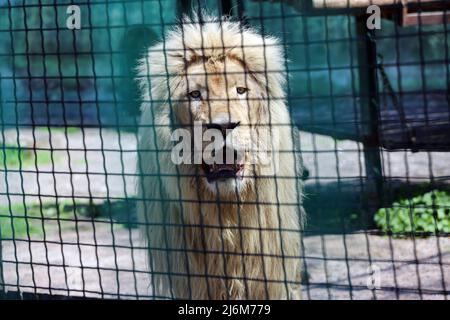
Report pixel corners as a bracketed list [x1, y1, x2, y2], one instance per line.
[0, 0, 449, 300]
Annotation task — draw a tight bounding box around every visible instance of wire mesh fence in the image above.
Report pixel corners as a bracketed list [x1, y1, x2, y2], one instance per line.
[0, 0, 449, 300]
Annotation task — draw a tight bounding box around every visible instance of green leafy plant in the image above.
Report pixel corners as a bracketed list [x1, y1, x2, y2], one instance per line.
[374, 190, 450, 236]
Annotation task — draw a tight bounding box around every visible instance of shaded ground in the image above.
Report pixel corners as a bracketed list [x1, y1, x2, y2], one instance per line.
[294, 92, 450, 151]
[1, 226, 449, 300]
[302, 233, 449, 300]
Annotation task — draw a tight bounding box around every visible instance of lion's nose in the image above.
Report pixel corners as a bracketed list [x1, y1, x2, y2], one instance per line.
[205, 122, 240, 136]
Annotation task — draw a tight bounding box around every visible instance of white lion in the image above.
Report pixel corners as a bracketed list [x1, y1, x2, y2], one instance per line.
[137, 13, 304, 300]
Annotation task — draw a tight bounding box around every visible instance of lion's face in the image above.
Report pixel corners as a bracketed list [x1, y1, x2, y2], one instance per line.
[172, 56, 275, 197]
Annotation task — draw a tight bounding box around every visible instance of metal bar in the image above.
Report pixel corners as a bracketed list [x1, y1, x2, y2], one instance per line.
[311, 0, 447, 9]
[0, 75, 4, 295]
[177, 0, 192, 16]
[236, 0, 249, 26]
[221, 0, 233, 16]
[355, 15, 384, 218]
[0, 223, 3, 294]
[401, 11, 450, 26]
[0, 291, 96, 300]
[301, 0, 450, 18]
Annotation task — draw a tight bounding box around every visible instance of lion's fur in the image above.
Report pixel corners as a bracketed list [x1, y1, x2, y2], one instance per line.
[137, 13, 304, 300]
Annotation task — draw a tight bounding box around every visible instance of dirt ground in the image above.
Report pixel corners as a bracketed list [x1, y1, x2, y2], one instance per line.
[1, 128, 449, 299]
[1, 128, 450, 206]
[1, 224, 449, 300]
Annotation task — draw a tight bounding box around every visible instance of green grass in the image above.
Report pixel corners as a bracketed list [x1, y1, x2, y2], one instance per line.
[1, 203, 48, 239]
[0, 203, 44, 239]
[38, 127, 81, 134]
[374, 190, 450, 236]
[0, 144, 55, 169]
[0, 200, 137, 239]
[0, 202, 81, 239]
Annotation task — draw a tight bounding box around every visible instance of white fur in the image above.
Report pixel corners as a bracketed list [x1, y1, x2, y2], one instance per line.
[137, 13, 305, 300]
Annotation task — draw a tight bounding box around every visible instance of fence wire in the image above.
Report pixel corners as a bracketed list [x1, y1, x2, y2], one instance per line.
[0, 0, 449, 300]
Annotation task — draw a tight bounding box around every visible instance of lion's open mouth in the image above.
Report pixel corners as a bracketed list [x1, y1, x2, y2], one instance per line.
[201, 162, 245, 182]
[201, 148, 245, 182]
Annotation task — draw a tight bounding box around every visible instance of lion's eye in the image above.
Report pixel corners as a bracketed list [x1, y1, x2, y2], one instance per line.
[236, 87, 248, 95]
[188, 90, 201, 99]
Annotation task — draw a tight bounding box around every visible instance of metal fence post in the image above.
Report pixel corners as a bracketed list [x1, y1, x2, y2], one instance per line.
[356, 15, 383, 221]
[0, 75, 4, 295]
[0, 225, 4, 295]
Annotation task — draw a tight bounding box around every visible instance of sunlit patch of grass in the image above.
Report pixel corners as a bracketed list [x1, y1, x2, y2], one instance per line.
[0, 202, 76, 239]
[0, 203, 43, 239]
[0, 144, 55, 169]
[38, 126, 81, 134]
[0, 200, 137, 239]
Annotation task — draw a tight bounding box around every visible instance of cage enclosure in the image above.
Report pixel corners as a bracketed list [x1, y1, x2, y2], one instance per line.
[0, 0, 449, 300]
